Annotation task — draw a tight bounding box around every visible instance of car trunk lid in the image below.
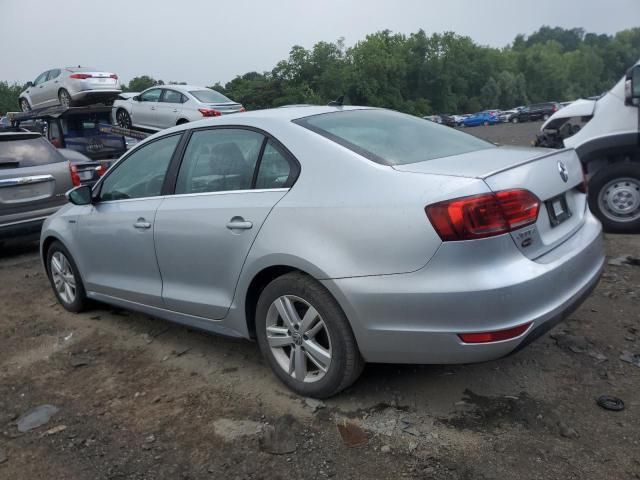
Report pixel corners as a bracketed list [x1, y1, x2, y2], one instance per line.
[394, 146, 587, 259]
[204, 102, 244, 114]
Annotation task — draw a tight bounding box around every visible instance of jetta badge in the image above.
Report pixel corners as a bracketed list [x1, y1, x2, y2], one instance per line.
[558, 160, 569, 183]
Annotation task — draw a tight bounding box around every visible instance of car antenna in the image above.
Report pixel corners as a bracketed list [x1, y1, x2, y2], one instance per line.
[328, 95, 345, 107]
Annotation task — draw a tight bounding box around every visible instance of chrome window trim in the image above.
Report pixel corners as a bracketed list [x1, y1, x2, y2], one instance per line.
[96, 188, 290, 205]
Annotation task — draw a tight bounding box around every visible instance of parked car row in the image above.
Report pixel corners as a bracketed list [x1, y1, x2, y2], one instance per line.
[425, 101, 567, 128]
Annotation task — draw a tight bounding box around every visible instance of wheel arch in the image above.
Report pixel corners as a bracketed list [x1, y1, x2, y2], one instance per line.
[576, 132, 640, 174]
[176, 118, 189, 125]
[41, 234, 69, 273]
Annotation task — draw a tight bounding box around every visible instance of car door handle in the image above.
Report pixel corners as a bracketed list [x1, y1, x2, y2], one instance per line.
[226, 217, 253, 230]
[150, 106, 156, 110]
[172, 109, 178, 113]
[133, 218, 151, 229]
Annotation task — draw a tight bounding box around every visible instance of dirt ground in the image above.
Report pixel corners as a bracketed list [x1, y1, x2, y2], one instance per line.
[1, 122, 640, 480]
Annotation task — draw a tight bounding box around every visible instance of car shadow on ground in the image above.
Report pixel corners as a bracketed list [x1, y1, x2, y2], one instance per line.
[0, 240, 40, 259]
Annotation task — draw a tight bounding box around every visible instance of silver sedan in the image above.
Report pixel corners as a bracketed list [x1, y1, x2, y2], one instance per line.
[19, 66, 121, 111]
[40, 106, 604, 398]
[112, 84, 244, 131]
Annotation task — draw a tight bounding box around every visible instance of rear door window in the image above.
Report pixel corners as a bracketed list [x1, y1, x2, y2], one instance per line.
[161, 89, 183, 104]
[255, 141, 293, 189]
[175, 129, 264, 194]
[47, 69, 61, 81]
[0, 135, 64, 168]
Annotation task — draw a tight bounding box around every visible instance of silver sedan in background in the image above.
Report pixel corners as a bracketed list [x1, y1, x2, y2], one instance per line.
[41, 106, 604, 398]
[112, 84, 244, 131]
[19, 67, 122, 111]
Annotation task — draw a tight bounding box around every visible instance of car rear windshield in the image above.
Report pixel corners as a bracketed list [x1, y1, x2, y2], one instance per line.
[0, 135, 64, 168]
[294, 109, 494, 165]
[189, 90, 232, 104]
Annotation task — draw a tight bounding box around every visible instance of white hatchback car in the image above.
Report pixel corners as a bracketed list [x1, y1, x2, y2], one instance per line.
[113, 85, 245, 131]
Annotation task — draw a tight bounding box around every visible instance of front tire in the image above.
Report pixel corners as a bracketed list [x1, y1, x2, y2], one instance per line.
[19, 98, 31, 112]
[255, 272, 364, 398]
[511, 117, 519, 124]
[46, 241, 87, 312]
[588, 163, 640, 233]
[116, 108, 132, 129]
[58, 89, 72, 108]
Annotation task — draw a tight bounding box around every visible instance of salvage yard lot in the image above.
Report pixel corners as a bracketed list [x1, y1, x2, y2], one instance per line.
[1, 123, 639, 480]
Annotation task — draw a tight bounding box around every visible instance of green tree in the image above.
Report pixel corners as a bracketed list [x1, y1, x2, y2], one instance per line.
[0, 81, 24, 115]
[124, 75, 164, 92]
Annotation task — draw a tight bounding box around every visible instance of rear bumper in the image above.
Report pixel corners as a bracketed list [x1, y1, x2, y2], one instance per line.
[70, 89, 121, 102]
[322, 211, 604, 364]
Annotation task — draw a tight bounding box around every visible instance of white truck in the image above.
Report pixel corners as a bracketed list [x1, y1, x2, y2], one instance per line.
[535, 59, 640, 233]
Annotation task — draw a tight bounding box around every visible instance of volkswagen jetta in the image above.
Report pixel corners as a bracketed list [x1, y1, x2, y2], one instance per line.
[40, 106, 604, 398]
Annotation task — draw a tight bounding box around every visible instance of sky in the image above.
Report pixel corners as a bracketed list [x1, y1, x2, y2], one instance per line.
[1, 0, 639, 86]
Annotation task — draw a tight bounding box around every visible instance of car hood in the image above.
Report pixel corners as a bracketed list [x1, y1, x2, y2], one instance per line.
[391, 145, 560, 179]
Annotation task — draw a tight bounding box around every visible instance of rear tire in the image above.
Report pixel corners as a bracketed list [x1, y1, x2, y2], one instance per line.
[46, 241, 87, 312]
[255, 272, 364, 398]
[19, 98, 31, 112]
[588, 162, 640, 233]
[58, 89, 72, 108]
[511, 117, 519, 124]
[116, 108, 132, 129]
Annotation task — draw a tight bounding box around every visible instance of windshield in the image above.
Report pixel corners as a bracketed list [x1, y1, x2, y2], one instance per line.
[189, 90, 232, 104]
[294, 109, 494, 165]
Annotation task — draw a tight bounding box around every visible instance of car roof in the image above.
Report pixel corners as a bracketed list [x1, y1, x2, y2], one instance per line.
[134, 105, 374, 145]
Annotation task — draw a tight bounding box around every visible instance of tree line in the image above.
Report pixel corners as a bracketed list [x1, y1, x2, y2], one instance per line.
[1, 26, 639, 116]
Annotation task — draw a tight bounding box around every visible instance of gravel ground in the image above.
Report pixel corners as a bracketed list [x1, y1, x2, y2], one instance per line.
[1, 123, 639, 480]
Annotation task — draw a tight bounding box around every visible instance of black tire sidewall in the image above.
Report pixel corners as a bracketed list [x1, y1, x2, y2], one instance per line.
[59, 89, 72, 107]
[255, 273, 360, 398]
[588, 163, 640, 233]
[46, 241, 87, 312]
[117, 109, 131, 128]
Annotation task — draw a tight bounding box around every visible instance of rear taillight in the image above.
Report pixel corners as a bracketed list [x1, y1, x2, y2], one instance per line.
[198, 108, 222, 117]
[70, 73, 91, 79]
[109, 74, 118, 80]
[96, 165, 107, 177]
[426, 189, 540, 241]
[458, 322, 532, 343]
[239, 107, 247, 112]
[552, 104, 558, 112]
[69, 162, 81, 187]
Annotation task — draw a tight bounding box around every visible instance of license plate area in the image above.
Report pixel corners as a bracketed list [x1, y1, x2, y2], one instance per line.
[546, 194, 571, 227]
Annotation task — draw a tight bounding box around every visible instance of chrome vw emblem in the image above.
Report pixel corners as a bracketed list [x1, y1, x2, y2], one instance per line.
[558, 160, 569, 183]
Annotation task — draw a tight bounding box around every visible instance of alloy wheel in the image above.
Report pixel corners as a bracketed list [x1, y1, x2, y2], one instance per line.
[117, 110, 131, 128]
[20, 99, 30, 112]
[51, 251, 77, 304]
[265, 295, 332, 383]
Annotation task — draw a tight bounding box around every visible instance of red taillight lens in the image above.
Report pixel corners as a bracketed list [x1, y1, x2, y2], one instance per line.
[426, 189, 540, 241]
[198, 108, 222, 117]
[239, 107, 247, 112]
[95, 165, 107, 177]
[70, 73, 91, 79]
[109, 74, 118, 80]
[69, 162, 81, 187]
[459, 322, 532, 343]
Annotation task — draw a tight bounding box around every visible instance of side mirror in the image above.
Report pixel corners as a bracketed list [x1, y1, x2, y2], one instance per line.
[132, 95, 140, 101]
[625, 64, 640, 106]
[66, 185, 92, 205]
[25, 81, 33, 89]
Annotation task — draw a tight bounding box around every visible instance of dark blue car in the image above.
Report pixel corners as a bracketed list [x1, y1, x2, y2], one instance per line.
[462, 111, 501, 127]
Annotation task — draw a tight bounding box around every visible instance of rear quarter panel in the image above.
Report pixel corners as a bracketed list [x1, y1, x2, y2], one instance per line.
[242, 124, 491, 279]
